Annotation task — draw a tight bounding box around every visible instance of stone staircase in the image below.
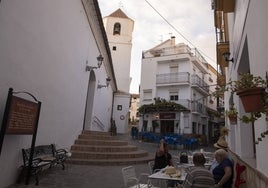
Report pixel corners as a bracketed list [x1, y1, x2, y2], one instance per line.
[67, 130, 154, 165]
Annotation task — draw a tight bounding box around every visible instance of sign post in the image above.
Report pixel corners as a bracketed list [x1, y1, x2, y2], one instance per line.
[0, 88, 41, 185]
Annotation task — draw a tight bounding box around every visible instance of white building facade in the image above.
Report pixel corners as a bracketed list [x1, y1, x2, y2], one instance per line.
[139, 36, 222, 143]
[0, 0, 116, 187]
[213, 0, 268, 186]
[130, 94, 140, 125]
[103, 9, 134, 133]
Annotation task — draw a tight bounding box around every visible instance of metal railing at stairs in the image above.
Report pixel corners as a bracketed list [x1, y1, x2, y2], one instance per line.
[92, 116, 105, 131]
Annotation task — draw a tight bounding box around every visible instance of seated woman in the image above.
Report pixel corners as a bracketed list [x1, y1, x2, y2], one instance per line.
[153, 139, 173, 172]
[213, 149, 234, 188]
[153, 139, 176, 187]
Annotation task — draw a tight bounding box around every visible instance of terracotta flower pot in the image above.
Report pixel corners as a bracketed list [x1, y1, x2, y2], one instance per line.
[228, 115, 237, 124]
[236, 87, 265, 113]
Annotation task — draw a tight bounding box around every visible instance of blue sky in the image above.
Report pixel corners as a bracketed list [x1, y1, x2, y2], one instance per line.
[98, 0, 216, 94]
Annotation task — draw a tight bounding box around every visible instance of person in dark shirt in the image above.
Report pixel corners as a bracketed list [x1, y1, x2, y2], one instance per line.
[153, 139, 173, 172]
[153, 139, 175, 187]
[213, 149, 233, 188]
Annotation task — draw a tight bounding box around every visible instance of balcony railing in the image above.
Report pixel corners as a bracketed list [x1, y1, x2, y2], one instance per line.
[144, 43, 208, 67]
[190, 48, 208, 64]
[191, 101, 208, 116]
[156, 72, 190, 85]
[191, 74, 210, 94]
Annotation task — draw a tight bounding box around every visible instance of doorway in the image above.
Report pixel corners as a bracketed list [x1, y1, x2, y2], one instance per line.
[160, 120, 174, 134]
[84, 71, 96, 130]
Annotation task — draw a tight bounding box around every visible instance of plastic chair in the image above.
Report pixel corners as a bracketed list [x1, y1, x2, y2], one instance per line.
[122, 166, 151, 188]
[148, 160, 161, 174]
[179, 151, 189, 164]
[147, 161, 164, 188]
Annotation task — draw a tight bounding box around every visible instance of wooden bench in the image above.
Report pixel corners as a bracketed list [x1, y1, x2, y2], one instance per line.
[21, 144, 68, 185]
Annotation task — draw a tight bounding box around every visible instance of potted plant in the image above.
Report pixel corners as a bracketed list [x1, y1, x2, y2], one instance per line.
[229, 73, 266, 113]
[152, 120, 159, 133]
[226, 107, 238, 124]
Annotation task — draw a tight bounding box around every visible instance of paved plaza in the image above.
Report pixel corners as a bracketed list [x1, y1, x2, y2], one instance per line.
[7, 133, 215, 188]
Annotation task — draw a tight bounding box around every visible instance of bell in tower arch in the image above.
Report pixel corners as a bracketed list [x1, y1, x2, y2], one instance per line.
[113, 22, 121, 35]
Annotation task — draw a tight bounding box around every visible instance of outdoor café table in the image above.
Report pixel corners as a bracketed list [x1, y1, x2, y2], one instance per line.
[148, 168, 187, 187]
[176, 162, 213, 170]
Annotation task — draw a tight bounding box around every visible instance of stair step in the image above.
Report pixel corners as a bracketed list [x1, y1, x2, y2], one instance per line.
[82, 130, 110, 136]
[78, 134, 118, 140]
[74, 139, 128, 146]
[70, 150, 149, 159]
[66, 155, 154, 166]
[68, 131, 152, 165]
[71, 144, 138, 152]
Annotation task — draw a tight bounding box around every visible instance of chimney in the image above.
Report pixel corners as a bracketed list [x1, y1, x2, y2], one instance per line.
[171, 36, 176, 46]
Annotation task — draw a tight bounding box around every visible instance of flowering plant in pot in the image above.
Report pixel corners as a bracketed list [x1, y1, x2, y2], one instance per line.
[228, 73, 266, 113]
[226, 107, 238, 124]
[227, 73, 268, 144]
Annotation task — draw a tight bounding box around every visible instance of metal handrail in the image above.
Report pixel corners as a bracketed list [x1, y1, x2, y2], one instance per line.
[92, 116, 105, 131]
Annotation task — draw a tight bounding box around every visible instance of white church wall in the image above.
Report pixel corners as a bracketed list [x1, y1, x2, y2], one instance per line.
[0, 0, 112, 187]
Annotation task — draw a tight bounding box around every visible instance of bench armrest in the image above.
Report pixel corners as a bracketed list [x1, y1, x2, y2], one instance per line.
[55, 149, 67, 155]
[54, 149, 68, 162]
[31, 158, 42, 168]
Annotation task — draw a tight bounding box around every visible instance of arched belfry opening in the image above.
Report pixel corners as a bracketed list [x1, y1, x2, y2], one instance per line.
[113, 22, 121, 35]
[84, 71, 96, 130]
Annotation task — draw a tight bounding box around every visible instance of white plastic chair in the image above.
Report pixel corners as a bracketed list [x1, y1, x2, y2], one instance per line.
[147, 161, 164, 188]
[122, 166, 148, 188]
[148, 160, 161, 174]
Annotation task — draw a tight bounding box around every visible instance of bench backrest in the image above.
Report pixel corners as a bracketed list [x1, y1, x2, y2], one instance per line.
[22, 144, 55, 166]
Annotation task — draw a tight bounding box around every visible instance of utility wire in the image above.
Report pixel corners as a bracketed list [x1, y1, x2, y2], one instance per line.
[144, 0, 216, 64]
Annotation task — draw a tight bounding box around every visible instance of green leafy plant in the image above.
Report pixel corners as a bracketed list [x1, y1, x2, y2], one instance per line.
[212, 73, 266, 97]
[226, 107, 238, 124]
[152, 121, 159, 128]
[212, 73, 268, 144]
[226, 107, 238, 117]
[228, 73, 266, 92]
[138, 97, 188, 115]
[231, 73, 268, 144]
[255, 130, 268, 144]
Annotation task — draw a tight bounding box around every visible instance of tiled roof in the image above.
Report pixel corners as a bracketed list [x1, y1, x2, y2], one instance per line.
[108, 8, 129, 19]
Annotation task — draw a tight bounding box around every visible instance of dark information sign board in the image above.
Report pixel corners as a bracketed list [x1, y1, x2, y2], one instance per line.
[159, 113, 176, 119]
[6, 96, 39, 134]
[0, 88, 42, 184]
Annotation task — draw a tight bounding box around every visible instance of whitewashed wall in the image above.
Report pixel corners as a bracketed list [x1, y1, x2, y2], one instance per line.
[243, 0, 268, 176]
[113, 93, 131, 133]
[227, 0, 268, 177]
[0, 0, 114, 187]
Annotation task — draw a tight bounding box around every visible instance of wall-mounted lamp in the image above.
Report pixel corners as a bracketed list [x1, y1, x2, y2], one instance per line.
[98, 77, 111, 89]
[223, 52, 233, 62]
[85, 54, 104, 71]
